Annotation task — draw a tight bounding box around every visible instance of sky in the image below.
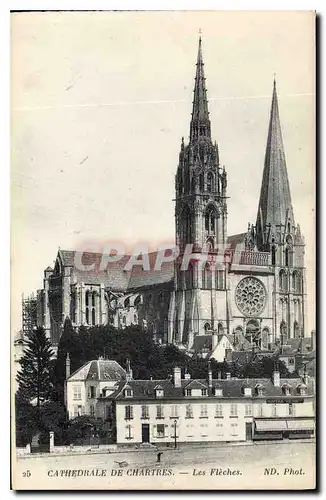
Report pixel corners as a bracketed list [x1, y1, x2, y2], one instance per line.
[11, 10, 315, 335]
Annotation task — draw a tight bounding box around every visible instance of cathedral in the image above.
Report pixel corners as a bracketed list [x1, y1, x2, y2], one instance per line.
[32, 37, 307, 353]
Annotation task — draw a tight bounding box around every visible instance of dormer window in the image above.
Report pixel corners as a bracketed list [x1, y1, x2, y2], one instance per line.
[201, 388, 208, 396]
[124, 386, 133, 398]
[282, 384, 292, 396]
[255, 384, 264, 397]
[243, 387, 252, 397]
[214, 388, 223, 397]
[185, 388, 192, 397]
[297, 384, 307, 396]
[155, 385, 164, 398]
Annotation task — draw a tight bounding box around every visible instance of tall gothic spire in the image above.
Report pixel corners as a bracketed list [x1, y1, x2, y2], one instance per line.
[256, 79, 294, 244]
[190, 36, 211, 142]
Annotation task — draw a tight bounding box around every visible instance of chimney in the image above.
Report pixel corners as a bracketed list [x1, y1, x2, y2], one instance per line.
[65, 352, 70, 379]
[272, 363, 280, 387]
[173, 366, 181, 388]
[212, 332, 218, 351]
[184, 372, 191, 381]
[207, 361, 212, 388]
[126, 358, 133, 382]
[226, 372, 231, 380]
[311, 330, 316, 351]
[217, 371, 222, 380]
[303, 364, 309, 385]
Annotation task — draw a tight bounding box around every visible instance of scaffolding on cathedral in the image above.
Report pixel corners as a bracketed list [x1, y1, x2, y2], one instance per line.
[21, 293, 38, 336]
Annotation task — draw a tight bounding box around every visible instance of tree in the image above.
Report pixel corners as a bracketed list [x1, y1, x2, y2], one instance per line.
[16, 327, 54, 417]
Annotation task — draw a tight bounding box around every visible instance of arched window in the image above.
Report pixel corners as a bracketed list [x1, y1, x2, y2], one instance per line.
[182, 205, 192, 243]
[204, 322, 211, 332]
[202, 263, 212, 290]
[287, 222, 291, 233]
[293, 321, 300, 338]
[204, 206, 216, 233]
[285, 246, 293, 267]
[206, 239, 214, 252]
[215, 268, 225, 290]
[199, 173, 204, 191]
[271, 245, 276, 266]
[246, 319, 260, 342]
[90, 291, 96, 325]
[85, 291, 90, 324]
[207, 172, 214, 192]
[280, 321, 287, 343]
[292, 271, 300, 292]
[279, 270, 288, 292]
[134, 295, 141, 307]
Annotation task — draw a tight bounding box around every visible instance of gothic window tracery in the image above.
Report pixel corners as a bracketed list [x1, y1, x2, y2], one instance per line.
[271, 245, 276, 265]
[204, 205, 216, 233]
[199, 173, 204, 191]
[292, 271, 301, 292]
[182, 205, 192, 243]
[207, 172, 214, 192]
[235, 277, 267, 316]
[85, 291, 90, 324]
[202, 263, 213, 290]
[285, 246, 293, 267]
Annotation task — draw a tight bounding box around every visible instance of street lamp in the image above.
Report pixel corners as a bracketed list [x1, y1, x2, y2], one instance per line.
[174, 420, 177, 449]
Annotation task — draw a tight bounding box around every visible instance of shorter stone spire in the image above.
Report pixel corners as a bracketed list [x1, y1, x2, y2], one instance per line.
[256, 79, 295, 247]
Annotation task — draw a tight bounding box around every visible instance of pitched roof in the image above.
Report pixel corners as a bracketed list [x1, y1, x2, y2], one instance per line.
[184, 379, 208, 390]
[282, 338, 314, 355]
[56, 249, 174, 292]
[227, 232, 246, 248]
[194, 335, 212, 352]
[114, 376, 315, 400]
[256, 80, 294, 241]
[68, 359, 126, 381]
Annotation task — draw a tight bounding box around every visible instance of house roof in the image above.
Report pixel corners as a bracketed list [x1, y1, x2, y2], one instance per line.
[114, 376, 315, 401]
[281, 338, 314, 355]
[67, 359, 126, 382]
[194, 335, 212, 351]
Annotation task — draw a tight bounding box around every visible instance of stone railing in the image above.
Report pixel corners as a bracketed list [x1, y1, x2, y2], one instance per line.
[230, 250, 271, 266]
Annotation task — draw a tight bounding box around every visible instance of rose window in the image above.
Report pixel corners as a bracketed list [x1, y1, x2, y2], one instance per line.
[235, 277, 267, 316]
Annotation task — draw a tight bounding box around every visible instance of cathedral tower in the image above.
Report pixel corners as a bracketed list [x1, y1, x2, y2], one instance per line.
[255, 80, 307, 340]
[169, 38, 229, 346]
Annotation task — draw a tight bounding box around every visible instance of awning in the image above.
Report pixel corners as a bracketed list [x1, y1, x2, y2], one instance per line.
[286, 420, 315, 431]
[255, 420, 287, 432]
